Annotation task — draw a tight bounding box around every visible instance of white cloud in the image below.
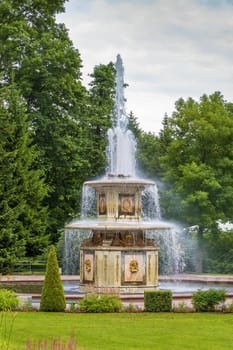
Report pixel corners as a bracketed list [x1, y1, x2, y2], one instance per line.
[57, 0, 233, 133]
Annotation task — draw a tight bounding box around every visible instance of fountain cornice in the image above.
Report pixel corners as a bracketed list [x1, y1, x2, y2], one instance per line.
[65, 220, 171, 231]
[84, 176, 155, 191]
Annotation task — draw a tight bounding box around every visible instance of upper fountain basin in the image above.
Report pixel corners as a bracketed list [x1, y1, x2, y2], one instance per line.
[65, 219, 171, 231]
[84, 175, 155, 190]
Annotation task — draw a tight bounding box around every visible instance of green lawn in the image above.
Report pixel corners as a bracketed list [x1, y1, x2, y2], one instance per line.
[2, 312, 233, 350]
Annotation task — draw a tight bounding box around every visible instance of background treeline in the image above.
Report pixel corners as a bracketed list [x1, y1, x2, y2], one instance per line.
[0, 0, 232, 274]
[132, 93, 233, 274]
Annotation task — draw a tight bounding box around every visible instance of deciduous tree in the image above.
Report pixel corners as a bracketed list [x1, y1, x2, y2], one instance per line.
[159, 92, 233, 272]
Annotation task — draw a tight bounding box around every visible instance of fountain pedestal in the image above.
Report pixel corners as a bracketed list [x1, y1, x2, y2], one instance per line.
[80, 177, 160, 293]
[80, 245, 158, 294]
[65, 176, 166, 293]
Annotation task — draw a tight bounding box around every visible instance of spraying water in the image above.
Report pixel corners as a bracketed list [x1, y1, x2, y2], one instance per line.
[141, 185, 161, 220]
[106, 55, 137, 177]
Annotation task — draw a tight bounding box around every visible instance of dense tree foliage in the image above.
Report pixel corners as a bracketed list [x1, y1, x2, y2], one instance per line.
[129, 95, 233, 273]
[84, 63, 115, 178]
[0, 83, 48, 273]
[1, 0, 88, 243]
[204, 229, 233, 273]
[159, 92, 233, 272]
[137, 131, 161, 178]
[0, 0, 116, 272]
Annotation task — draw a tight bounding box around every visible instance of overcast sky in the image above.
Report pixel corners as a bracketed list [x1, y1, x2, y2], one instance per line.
[57, 0, 233, 134]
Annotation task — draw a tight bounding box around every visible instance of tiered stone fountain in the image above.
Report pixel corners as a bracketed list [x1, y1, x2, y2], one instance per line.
[65, 55, 170, 293]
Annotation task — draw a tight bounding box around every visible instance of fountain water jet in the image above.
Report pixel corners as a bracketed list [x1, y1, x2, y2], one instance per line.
[106, 55, 136, 177]
[64, 54, 182, 293]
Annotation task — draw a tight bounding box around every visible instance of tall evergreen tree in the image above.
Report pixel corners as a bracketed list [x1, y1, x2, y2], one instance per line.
[128, 111, 142, 139]
[159, 92, 233, 272]
[0, 83, 48, 273]
[1, 0, 89, 242]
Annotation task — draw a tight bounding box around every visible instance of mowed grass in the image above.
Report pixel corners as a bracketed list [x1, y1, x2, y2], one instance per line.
[4, 312, 233, 350]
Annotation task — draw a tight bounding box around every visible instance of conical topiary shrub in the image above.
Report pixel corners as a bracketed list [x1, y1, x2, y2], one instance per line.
[40, 245, 66, 312]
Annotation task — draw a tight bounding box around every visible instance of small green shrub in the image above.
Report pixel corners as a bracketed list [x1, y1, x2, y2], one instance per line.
[144, 290, 172, 312]
[173, 301, 189, 312]
[226, 303, 233, 312]
[192, 289, 226, 312]
[124, 303, 135, 312]
[69, 302, 77, 313]
[0, 289, 19, 311]
[18, 297, 34, 311]
[123, 304, 143, 312]
[40, 246, 66, 312]
[79, 294, 123, 313]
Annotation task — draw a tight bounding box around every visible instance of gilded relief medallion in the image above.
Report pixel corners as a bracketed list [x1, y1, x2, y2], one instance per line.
[99, 193, 107, 215]
[130, 259, 139, 273]
[119, 194, 135, 215]
[124, 254, 144, 282]
[85, 258, 91, 272]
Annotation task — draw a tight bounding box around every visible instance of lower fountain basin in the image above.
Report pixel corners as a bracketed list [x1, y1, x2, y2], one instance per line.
[160, 281, 233, 293]
[65, 220, 171, 231]
[62, 279, 233, 295]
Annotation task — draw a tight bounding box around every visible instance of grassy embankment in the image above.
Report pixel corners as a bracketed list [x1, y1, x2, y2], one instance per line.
[2, 312, 233, 350]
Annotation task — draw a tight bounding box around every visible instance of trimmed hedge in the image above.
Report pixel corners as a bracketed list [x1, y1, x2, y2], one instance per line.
[144, 290, 172, 312]
[192, 289, 226, 312]
[79, 294, 123, 313]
